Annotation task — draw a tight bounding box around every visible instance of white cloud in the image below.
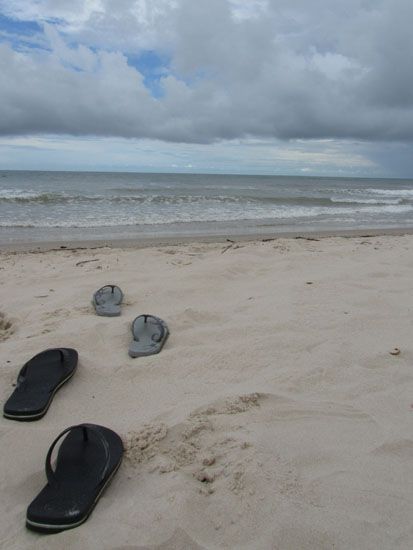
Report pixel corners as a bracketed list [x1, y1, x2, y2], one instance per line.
[228, 0, 269, 20]
[0, 0, 412, 151]
[310, 52, 361, 81]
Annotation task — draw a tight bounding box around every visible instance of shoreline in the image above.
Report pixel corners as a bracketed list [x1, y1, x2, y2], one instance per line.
[2, 225, 413, 253]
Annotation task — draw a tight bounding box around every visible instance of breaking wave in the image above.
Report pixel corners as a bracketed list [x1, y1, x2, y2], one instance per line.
[0, 188, 410, 208]
[1, 203, 412, 228]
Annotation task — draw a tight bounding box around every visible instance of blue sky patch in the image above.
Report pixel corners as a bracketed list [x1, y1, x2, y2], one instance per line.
[126, 50, 170, 98]
[0, 13, 42, 35]
[0, 13, 45, 51]
[0, 13, 171, 97]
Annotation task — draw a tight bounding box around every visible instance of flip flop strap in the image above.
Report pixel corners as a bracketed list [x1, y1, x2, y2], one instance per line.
[100, 285, 116, 294]
[45, 424, 111, 488]
[94, 285, 121, 305]
[136, 314, 165, 343]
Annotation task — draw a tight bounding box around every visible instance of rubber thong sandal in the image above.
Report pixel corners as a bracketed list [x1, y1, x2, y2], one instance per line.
[128, 314, 169, 358]
[26, 423, 124, 533]
[3, 348, 78, 421]
[92, 285, 123, 317]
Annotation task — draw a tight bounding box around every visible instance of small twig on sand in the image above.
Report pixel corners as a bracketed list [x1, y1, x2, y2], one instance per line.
[295, 236, 320, 241]
[75, 259, 100, 267]
[221, 245, 233, 254]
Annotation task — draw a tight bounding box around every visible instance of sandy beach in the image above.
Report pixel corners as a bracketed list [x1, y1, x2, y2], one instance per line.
[1, 233, 413, 549]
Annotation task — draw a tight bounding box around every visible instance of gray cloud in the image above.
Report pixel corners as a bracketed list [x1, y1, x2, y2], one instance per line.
[0, 0, 413, 143]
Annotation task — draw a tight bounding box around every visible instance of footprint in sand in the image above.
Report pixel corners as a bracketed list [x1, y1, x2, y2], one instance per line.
[172, 308, 225, 330]
[371, 438, 413, 459]
[0, 312, 15, 341]
[171, 259, 193, 267]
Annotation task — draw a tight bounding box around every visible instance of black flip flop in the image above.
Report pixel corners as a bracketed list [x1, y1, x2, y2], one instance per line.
[3, 348, 78, 421]
[26, 423, 124, 533]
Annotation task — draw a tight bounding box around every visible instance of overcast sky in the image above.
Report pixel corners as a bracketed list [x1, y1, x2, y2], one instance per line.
[0, 0, 412, 177]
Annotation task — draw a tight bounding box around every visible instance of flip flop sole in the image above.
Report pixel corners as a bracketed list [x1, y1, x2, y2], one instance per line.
[3, 368, 77, 421]
[26, 458, 122, 533]
[3, 349, 78, 421]
[128, 328, 169, 357]
[94, 306, 121, 317]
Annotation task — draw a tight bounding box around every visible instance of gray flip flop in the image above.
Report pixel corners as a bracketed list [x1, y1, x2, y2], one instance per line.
[129, 315, 169, 358]
[92, 285, 123, 317]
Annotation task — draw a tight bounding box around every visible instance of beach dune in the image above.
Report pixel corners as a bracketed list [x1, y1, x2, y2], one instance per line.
[1, 234, 413, 549]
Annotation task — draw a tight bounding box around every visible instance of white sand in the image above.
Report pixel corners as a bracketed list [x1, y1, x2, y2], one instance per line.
[1, 235, 413, 549]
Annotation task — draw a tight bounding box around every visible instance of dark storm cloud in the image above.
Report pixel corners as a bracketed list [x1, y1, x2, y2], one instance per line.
[0, 0, 413, 143]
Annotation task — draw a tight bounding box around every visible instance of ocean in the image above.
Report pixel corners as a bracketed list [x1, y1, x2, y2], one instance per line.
[1, 170, 413, 245]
